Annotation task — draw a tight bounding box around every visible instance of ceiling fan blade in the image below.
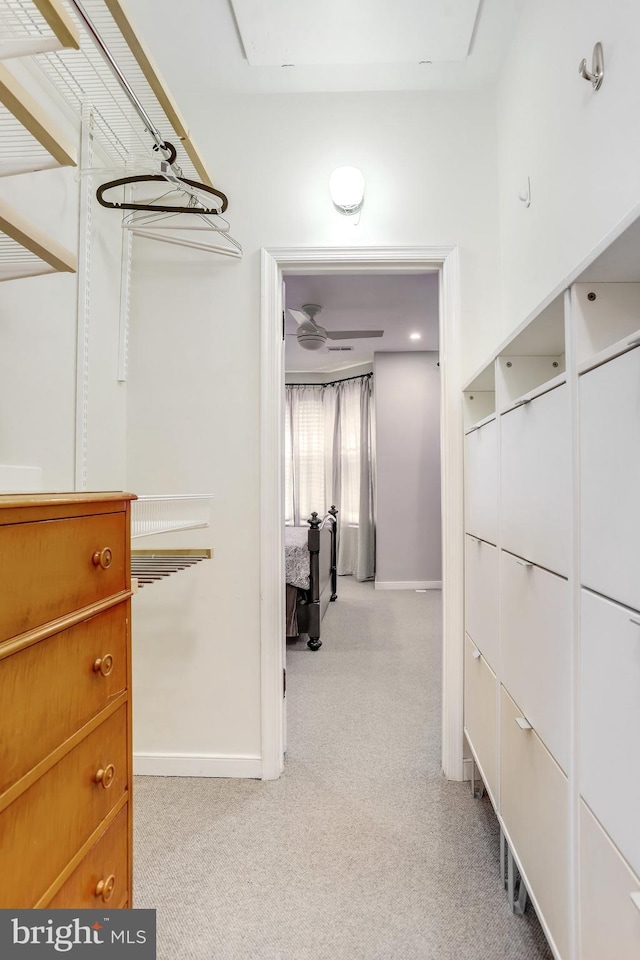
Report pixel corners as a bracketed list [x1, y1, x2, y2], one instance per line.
[326, 330, 384, 340]
[288, 308, 309, 327]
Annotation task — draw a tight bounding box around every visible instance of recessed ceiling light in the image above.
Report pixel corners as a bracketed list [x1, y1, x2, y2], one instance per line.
[410, 332, 422, 340]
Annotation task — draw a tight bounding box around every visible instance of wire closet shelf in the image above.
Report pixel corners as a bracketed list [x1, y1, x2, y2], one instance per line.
[0, 0, 210, 180]
[131, 494, 212, 540]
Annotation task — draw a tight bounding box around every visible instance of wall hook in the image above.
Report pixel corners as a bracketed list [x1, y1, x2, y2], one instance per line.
[579, 41, 604, 90]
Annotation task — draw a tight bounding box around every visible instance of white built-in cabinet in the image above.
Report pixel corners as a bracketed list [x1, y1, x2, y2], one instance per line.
[463, 270, 640, 959]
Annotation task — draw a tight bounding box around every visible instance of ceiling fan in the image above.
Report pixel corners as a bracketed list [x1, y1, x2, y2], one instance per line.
[288, 304, 384, 351]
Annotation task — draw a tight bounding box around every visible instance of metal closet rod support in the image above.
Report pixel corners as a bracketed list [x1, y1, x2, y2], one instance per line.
[67, 0, 172, 158]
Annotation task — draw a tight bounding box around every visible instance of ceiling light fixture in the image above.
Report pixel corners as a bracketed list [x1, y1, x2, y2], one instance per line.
[410, 332, 422, 340]
[329, 166, 365, 218]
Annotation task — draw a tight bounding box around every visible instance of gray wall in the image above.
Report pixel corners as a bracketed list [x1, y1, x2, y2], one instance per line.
[374, 352, 441, 585]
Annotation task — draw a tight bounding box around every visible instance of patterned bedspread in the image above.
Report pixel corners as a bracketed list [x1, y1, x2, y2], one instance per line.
[285, 526, 310, 590]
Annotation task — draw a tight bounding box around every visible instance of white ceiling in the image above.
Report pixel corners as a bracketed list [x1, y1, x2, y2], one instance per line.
[124, 0, 525, 94]
[284, 273, 439, 372]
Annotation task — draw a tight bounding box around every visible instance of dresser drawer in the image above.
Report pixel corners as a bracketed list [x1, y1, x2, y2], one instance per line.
[464, 635, 497, 801]
[48, 805, 129, 909]
[501, 383, 571, 577]
[580, 801, 640, 960]
[500, 685, 569, 960]
[0, 512, 127, 643]
[465, 536, 499, 671]
[580, 345, 640, 612]
[501, 551, 570, 772]
[0, 603, 129, 797]
[0, 705, 128, 907]
[464, 418, 498, 545]
[581, 588, 640, 877]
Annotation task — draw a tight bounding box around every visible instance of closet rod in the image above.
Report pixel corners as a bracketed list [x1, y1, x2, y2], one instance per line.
[286, 372, 373, 388]
[67, 0, 170, 158]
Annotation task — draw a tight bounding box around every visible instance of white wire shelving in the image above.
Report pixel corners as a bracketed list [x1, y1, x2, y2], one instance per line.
[0, 0, 217, 281]
[131, 494, 212, 540]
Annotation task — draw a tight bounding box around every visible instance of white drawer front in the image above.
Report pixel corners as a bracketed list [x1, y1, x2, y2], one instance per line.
[581, 588, 640, 877]
[580, 346, 640, 612]
[501, 384, 571, 577]
[500, 685, 569, 960]
[465, 537, 499, 671]
[580, 801, 640, 960]
[464, 419, 498, 545]
[464, 635, 497, 801]
[501, 552, 570, 772]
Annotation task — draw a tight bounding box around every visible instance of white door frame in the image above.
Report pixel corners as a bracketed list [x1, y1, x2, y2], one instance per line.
[260, 245, 464, 781]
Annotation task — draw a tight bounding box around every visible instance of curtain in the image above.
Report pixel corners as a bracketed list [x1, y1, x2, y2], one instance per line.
[285, 375, 375, 581]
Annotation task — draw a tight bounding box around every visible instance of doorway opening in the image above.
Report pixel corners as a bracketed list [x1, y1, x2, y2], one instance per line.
[260, 246, 464, 782]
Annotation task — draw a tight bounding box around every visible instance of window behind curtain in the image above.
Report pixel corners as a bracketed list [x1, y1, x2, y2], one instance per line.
[285, 385, 327, 525]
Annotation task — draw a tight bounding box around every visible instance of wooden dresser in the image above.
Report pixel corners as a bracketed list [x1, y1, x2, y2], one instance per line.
[0, 492, 136, 909]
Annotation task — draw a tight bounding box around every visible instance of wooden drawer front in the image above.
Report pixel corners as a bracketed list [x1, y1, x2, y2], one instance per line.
[465, 536, 499, 671]
[48, 805, 129, 909]
[464, 635, 497, 800]
[464, 419, 498, 545]
[0, 512, 126, 644]
[0, 603, 129, 798]
[501, 552, 570, 772]
[581, 588, 640, 877]
[501, 384, 571, 577]
[580, 346, 640, 612]
[580, 801, 640, 960]
[0, 706, 128, 907]
[500, 686, 569, 960]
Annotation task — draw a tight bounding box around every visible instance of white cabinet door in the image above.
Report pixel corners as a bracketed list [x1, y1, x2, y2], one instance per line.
[464, 635, 497, 801]
[580, 345, 640, 612]
[465, 537, 499, 671]
[581, 588, 640, 877]
[501, 384, 571, 577]
[580, 801, 640, 960]
[500, 686, 569, 960]
[501, 551, 570, 772]
[464, 419, 498, 545]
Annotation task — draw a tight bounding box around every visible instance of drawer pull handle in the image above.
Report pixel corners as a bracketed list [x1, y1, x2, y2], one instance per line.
[93, 654, 114, 677]
[472, 649, 482, 660]
[95, 875, 116, 903]
[630, 617, 640, 627]
[627, 337, 640, 348]
[515, 717, 533, 731]
[94, 764, 116, 789]
[92, 547, 113, 570]
[515, 558, 533, 568]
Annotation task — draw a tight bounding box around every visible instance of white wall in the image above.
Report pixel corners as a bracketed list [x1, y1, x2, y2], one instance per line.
[374, 352, 441, 586]
[127, 91, 500, 771]
[497, 0, 640, 337]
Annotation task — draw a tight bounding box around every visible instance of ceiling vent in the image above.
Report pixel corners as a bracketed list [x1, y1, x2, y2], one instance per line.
[327, 346, 354, 352]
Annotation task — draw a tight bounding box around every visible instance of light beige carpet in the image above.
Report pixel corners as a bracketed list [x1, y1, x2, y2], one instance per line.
[134, 577, 553, 960]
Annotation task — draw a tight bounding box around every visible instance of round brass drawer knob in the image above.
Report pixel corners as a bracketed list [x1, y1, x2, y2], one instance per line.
[93, 654, 114, 677]
[94, 764, 116, 789]
[92, 547, 113, 570]
[95, 874, 116, 902]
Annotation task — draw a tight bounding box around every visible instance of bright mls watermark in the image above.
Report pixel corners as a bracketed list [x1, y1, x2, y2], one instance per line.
[0, 910, 156, 958]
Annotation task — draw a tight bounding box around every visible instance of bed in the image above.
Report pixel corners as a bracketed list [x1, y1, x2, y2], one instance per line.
[285, 507, 338, 650]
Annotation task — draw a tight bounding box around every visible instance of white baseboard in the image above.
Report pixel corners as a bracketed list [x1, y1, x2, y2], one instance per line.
[133, 753, 262, 778]
[374, 580, 443, 591]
